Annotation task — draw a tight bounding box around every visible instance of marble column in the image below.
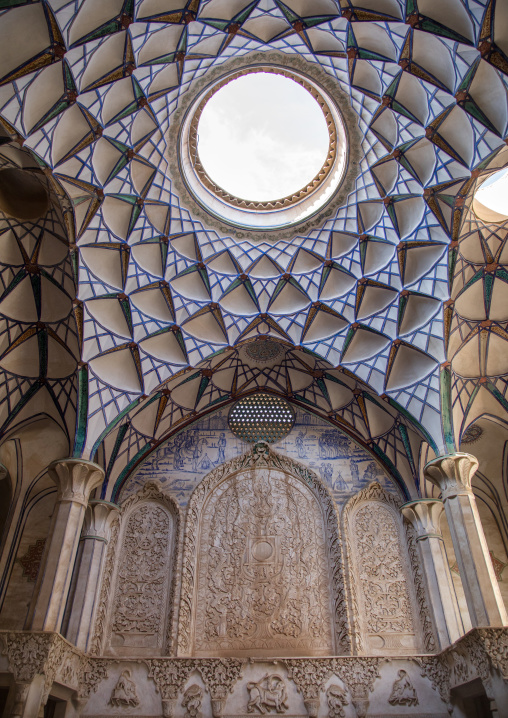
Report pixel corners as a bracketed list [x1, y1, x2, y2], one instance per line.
[401, 498, 463, 648]
[65, 499, 119, 651]
[424, 453, 508, 628]
[26, 459, 104, 633]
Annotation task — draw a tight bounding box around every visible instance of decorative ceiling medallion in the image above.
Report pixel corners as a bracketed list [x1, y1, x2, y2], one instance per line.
[245, 340, 285, 364]
[168, 51, 362, 242]
[228, 393, 295, 443]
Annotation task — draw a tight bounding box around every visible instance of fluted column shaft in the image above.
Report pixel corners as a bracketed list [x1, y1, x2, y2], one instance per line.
[65, 499, 118, 651]
[424, 453, 507, 628]
[26, 459, 104, 633]
[401, 498, 463, 647]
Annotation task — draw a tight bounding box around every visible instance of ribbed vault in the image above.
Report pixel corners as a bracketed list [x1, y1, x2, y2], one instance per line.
[0, 0, 507, 494]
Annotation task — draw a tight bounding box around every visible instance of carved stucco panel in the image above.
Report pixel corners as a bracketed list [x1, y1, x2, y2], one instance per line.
[177, 444, 350, 657]
[193, 468, 334, 657]
[343, 482, 423, 656]
[102, 482, 179, 656]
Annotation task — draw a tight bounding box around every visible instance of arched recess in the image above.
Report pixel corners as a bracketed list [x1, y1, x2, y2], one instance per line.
[0, 415, 69, 628]
[99, 480, 180, 658]
[176, 443, 351, 658]
[342, 482, 431, 656]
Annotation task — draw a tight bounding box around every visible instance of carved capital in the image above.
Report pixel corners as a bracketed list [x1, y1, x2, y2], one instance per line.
[423, 453, 478, 500]
[48, 459, 104, 506]
[401, 499, 445, 539]
[82, 500, 119, 542]
[1, 632, 52, 683]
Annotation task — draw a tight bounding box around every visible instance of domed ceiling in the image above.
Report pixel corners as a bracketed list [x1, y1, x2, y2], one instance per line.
[0, 0, 507, 498]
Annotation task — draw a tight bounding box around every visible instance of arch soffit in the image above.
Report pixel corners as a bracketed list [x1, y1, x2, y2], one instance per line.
[176, 442, 352, 657]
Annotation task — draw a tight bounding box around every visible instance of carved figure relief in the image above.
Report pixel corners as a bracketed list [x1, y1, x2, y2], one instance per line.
[182, 684, 203, 718]
[106, 486, 177, 655]
[193, 468, 334, 656]
[109, 670, 139, 707]
[247, 674, 289, 714]
[388, 669, 418, 706]
[344, 483, 420, 654]
[326, 684, 348, 718]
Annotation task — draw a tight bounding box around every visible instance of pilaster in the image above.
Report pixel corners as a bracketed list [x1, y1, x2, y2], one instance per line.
[26, 459, 104, 633]
[424, 453, 507, 628]
[401, 499, 463, 648]
[65, 500, 119, 651]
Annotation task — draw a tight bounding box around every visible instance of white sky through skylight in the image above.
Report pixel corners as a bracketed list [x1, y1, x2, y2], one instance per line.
[475, 168, 508, 217]
[196, 72, 330, 202]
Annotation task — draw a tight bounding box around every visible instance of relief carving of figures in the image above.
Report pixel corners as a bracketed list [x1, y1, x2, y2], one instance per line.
[343, 483, 420, 654]
[182, 684, 203, 718]
[177, 445, 351, 656]
[247, 674, 288, 714]
[109, 670, 139, 707]
[194, 468, 333, 655]
[326, 684, 348, 718]
[106, 482, 179, 653]
[388, 669, 418, 706]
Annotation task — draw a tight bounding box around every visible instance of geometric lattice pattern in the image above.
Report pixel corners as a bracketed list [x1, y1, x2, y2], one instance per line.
[228, 393, 295, 443]
[1, 0, 507, 492]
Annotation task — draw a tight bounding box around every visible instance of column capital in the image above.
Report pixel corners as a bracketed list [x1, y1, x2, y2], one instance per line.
[423, 452, 478, 500]
[401, 499, 445, 540]
[82, 500, 119, 542]
[48, 459, 104, 507]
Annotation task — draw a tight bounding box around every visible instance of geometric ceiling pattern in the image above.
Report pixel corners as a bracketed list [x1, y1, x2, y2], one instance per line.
[0, 0, 507, 490]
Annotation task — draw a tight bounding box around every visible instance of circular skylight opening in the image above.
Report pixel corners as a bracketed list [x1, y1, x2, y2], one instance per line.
[178, 65, 350, 235]
[228, 393, 295, 444]
[196, 72, 330, 203]
[473, 168, 508, 222]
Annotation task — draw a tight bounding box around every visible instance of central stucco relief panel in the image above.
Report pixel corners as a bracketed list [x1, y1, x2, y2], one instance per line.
[194, 468, 334, 657]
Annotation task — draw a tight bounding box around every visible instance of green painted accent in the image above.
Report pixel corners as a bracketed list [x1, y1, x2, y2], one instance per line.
[371, 443, 410, 500]
[202, 19, 229, 31]
[196, 375, 210, 405]
[71, 20, 122, 48]
[0, 381, 40, 435]
[119, 297, 133, 335]
[111, 442, 152, 501]
[456, 58, 478, 93]
[37, 328, 48, 378]
[90, 395, 147, 459]
[29, 273, 42, 320]
[234, 1, 257, 24]
[448, 245, 458, 288]
[109, 193, 138, 204]
[398, 293, 408, 330]
[127, 202, 142, 237]
[440, 364, 455, 453]
[419, 17, 472, 45]
[0, 270, 26, 302]
[103, 422, 129, 485]
[73, 365, 89, 458]
[385, 397, 438, 453]
[275, 0, 298, 23]
[484, 271, 494, 317]
[391, 99, 421, 126]
[462, 100, 498, 135]
[485, 381, 508, 413]
[358, 49, 390, 61]
[398, 422, 418, 490]
[316, 377, 329, 404]
[406, 0, 417, 15]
